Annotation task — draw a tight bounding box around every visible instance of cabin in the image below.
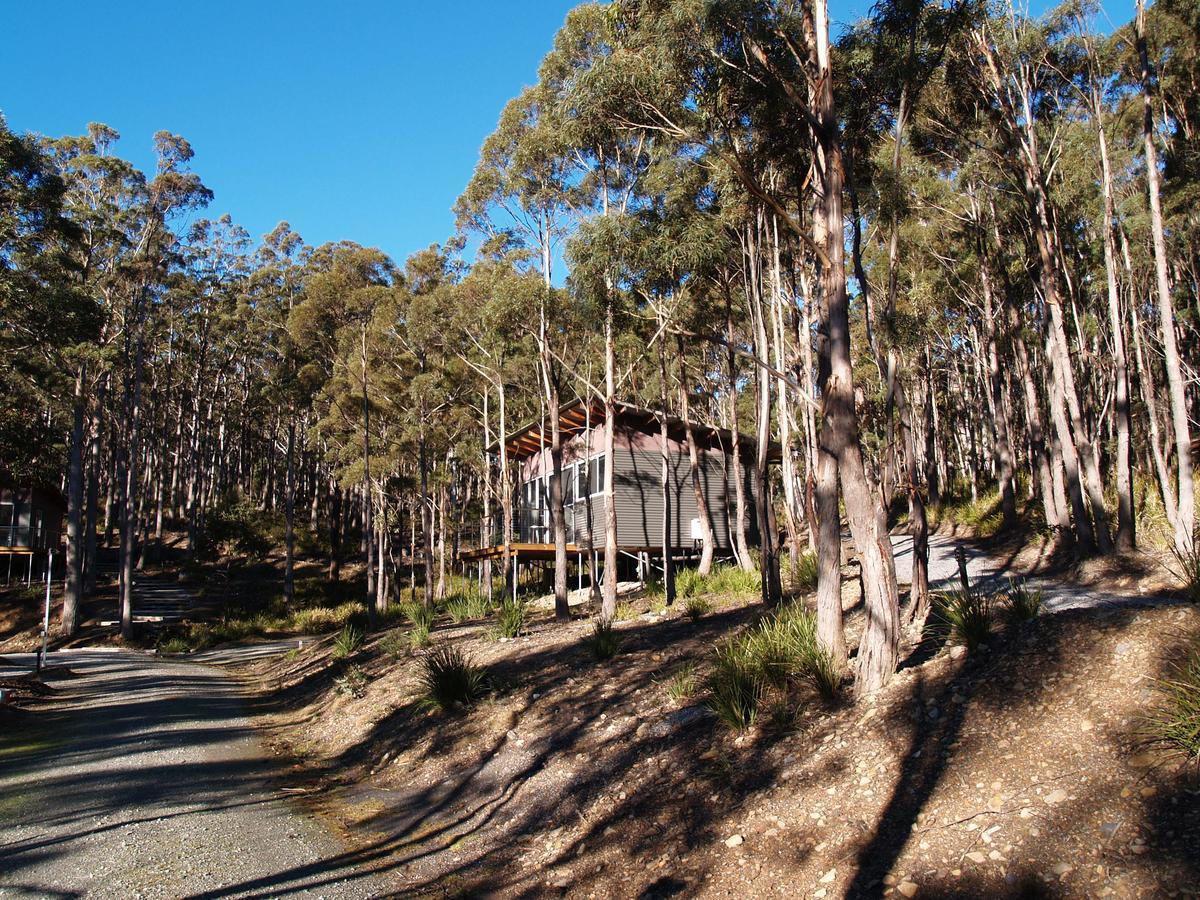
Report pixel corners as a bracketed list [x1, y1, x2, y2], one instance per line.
[460, 400, 778, 584]
[0, 477, 66, 582]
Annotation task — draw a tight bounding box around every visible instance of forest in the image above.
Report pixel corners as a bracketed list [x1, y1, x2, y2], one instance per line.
[2, 0, 1197, 710]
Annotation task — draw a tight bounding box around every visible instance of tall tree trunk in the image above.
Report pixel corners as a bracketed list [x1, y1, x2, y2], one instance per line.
[284, 416, 296, 606]
[1093, 89, 1136, 550]
[677, 335, 715, 575]
[1138, 0, 1194, 553]
[814, 0, 899, 694]
[601, 291, 618, 620]
[658, 330, 675, 604]
[725, 296, 754, 572]
[62, 366, 86, 637]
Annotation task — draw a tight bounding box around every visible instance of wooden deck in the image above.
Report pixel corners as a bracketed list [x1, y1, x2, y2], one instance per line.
[458, 542, 699, 563]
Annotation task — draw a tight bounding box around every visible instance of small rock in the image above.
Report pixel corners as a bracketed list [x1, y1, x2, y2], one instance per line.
[1044, 789, 1068, 805]
[1053, 863, 1073, 877]
[1100, 822, 1120, 839]
[965, 851, 987, 864]
[1140, 786, 1157, 798]
[897, 881, 919, 898]
[725, 834, 744, 848]
[814, 890, 827, 899]
[949, 645, 966, 660]
[819, 867, 836, 883]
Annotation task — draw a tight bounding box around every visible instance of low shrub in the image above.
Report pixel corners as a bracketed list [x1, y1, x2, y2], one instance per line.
[380, 630, 408, 660]
[666, 663, 698, 703]
[587, 617, 621, 660]
[614, 601, 638, 622]
[495, 598, 526, 639]
[1003, 580, 1043, 623]
[402, 601, 435, 647]
[445, 591, 492, 624]
[331, 624, 364, 660]
[706, 644, 764, 731]
[156, 635, 190, 654]
[334, 663, 369, 698]
[684, 595, 712, 622]
[1168, 530, 1200, 604]
[1146, 641, 1200, 762]
[676, 563, 761, 600]
[419, 646, 488, 710]
[932, 589, 994, 650]
[789, 551, 819, 593]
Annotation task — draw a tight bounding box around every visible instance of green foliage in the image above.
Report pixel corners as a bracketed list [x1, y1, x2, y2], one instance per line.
[494, 598, 526, 639]
[931, 590, 995, 650]
[683, 594, 712, 622]
[380, 630, 409, 660]
[198, 497, 276, 559]
[1168, 530, 1200, 604]
[156, 635, 190, 654]
[704, 602, 840, 729]
[666, 663, 698, 703]
[1145, 641, 1200, 762]
[614, 600, 638, 621]
[419, 645, 488, 711]
[1002, 580, 1043, 623]
[334, 664, 369, 698]
[932, 486, 1005, 537]
[789, 552, 819, 593]
[705, 644, 764, 731]
[445, 590, 493, 623]
[586, 617, 621, 660]
[676, 564, 760, 600]
[331, 624, 363, 660]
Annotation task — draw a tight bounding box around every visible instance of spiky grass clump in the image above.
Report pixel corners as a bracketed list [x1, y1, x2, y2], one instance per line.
[1003, 580, 1043, 623]
[419, 645, 489, 711]
[931, 590, 994, 650]
[445, 591, 493, 624]
[334, 663, 368, 698]
[666, 663, 698, 703]
[1168, 530, 1200, 604]
[790, 551, 819, 593]
[706, 564, 761, 597]
[587, 617, 621, 660]
[745, 603, 840, 701]
[494, 598, 526, 639]
[684, 594, 712, 622]
[380, 630, 408, 660]
[331, 624, 364, 660]
[1145, 640, 1200, 763]
[706, 643, 765, 731]
[401, 601, 435, 647]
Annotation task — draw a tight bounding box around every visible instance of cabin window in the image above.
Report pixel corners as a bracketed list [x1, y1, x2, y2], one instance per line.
[589, 455, 606, 496]
[564, 464, 575, 505]
[0, 502, 12, 544]
[576, 463, 587, 500]
[32, 509, 43, 547]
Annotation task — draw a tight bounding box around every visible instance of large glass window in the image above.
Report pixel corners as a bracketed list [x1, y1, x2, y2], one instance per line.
[564, 465, 575, 505]
[0, 502, 12, 528]
[589, 455, 606, 496]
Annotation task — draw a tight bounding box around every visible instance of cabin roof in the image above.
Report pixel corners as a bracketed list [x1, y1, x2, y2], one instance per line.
[491, 399, 782, 463]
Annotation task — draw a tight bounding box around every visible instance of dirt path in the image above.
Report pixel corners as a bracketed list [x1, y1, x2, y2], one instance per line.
[890, 533, 1177, 612]
[0, 650, 395, 899]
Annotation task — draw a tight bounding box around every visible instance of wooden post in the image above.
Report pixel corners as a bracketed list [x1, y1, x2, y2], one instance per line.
[954, 545, 970, 594]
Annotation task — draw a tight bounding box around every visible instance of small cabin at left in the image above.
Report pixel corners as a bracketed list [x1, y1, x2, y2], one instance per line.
[0, 479, 66, 555]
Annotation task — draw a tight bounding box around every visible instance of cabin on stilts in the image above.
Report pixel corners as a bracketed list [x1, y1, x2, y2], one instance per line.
[460, 399, 780, 593]
[0, 476, 66, 585]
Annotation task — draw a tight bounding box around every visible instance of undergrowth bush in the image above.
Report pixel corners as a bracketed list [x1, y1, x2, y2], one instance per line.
[334, 663, 369, 698]
[494, 598, 526, 639]
[1146, 640, 1200, 763]
[331, 624, 364, 660]
[684, 594, 712, 622]
[1168, 530, 1200, 604]
[380, 630, 408, 660]
[1002, 580, 1043, 623]
[704, 602, 840, 730]
[198, 498, 275, 560]
[445, 591, 492, 623]
[402, 601, 435, 647]
[666, 663, 698, 703]
[788, 551, 819, 593]
[419, 646, 488, 710]
[676, 563, 760, 600]
[587, 617, 621, 660]
[931, 589, 994, 650]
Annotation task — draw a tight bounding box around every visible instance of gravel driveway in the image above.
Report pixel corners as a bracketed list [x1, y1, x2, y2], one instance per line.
[0, 650, 393, 898]
[890, 532, 1177, 612]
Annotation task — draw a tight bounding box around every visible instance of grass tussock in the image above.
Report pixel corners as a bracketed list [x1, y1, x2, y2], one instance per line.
[704, 602, 840, 730]
[676, 563, 760, 600]
[684, 594, 712, 622]
[494, 598, 526, 639]
[402, 601, 435, 647]
[1168, 529, 1200, 604]
[419, 646, 488, 711]
[1146, 640, 1200, 763]
[587, 617, 621, 660]
[331, 623, 364, 660]
[931, 589, 995, 650]
[666, 663, 699, 703]
[787, 551, 819, 593]
[445, 590, 493, 624]
[1002, 580, 1043, 623]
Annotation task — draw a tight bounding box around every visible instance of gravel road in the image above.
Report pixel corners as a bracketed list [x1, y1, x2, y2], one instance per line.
[890, 532, 1176, 612]
[0, 650, 393, 899]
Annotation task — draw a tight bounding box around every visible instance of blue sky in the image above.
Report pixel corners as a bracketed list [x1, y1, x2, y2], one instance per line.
[2, 1, 1129, 267]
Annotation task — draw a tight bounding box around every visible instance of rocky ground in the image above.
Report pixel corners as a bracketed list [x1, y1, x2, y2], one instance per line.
[238, 542, 1197, 899]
